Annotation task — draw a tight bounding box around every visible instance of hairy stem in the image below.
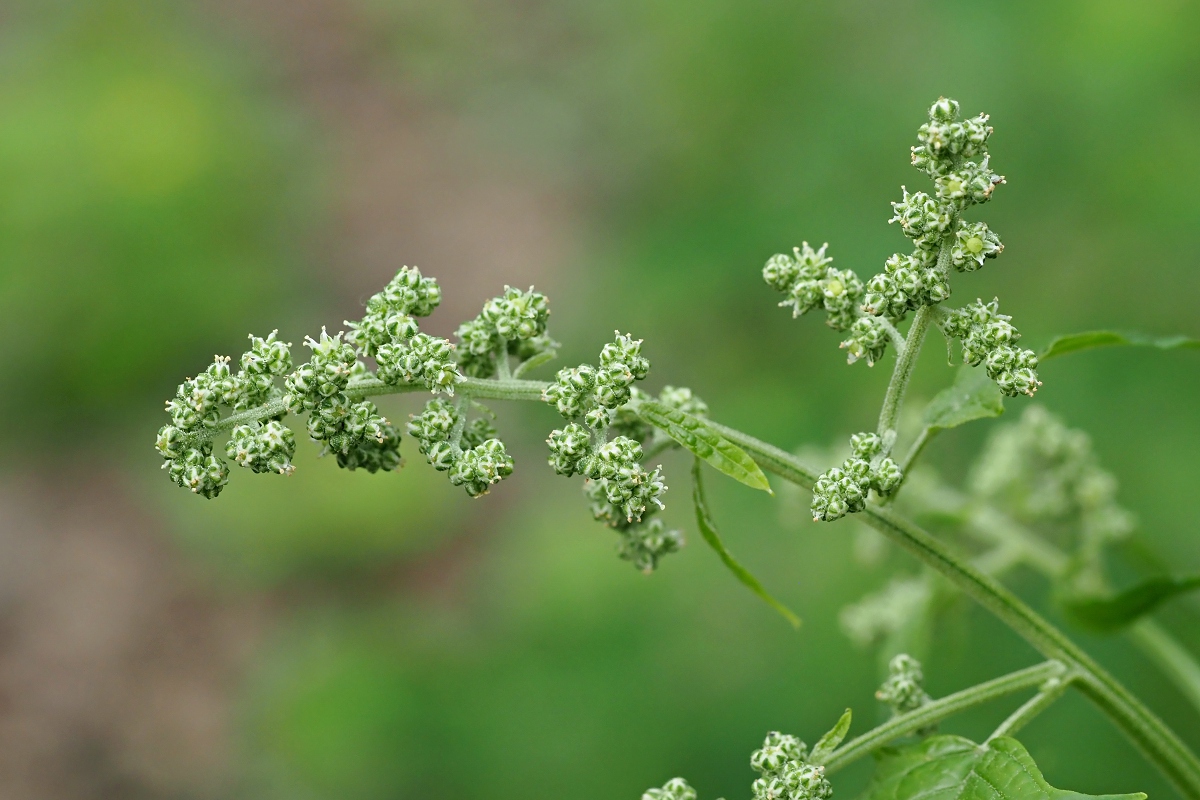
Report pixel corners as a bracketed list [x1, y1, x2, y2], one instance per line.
[877, 305, 935, 447]
[879, 425, 939, 505]
[495, 337, 513, 380]
[706, 420, 1200, 798]
[986, 672, 1075, 743]
[822, 660, 1068, 773]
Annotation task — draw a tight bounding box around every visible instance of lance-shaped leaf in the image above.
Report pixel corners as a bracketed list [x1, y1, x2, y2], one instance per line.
[1060, 574, 1200, 632]
[1040, 331, 1200, 361]
[861, 734, 1145, 800]
[922, 367, 1005, 433]
[639, 400, 772, 492]
[809, 709, 853, 765]
[692, 459, 800, 628]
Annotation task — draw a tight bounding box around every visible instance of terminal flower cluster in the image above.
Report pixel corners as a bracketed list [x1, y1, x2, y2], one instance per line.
[455, 285, 557, 378]
[811, 433, 903, 522]
[407, 398, 514, 497]
[941, 299, 1040, 397]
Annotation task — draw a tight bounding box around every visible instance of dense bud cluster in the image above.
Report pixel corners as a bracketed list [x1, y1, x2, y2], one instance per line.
[766, 97, 1023, 387]
[344, 267, 462, 394]
[407, 399, 513, 497]
[876, 653, 931, 716]
[544, 335, 682, 571]
[642, 778, 697, 800]
[970, 406, 1133, 547]
[763, 243, 864, 331]
[811, 433, 902, 522]
[157, 333, 300, 498]
[455, 286, 557, 378]
[751, 731, 832, 800]
[941, 299, 1040, 397]
[226, 420, 296, 475]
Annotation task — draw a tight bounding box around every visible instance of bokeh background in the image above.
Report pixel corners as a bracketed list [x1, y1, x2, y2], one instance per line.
[0, 0, 1197, 798]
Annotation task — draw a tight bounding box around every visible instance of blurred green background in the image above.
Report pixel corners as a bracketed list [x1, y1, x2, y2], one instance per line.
[0, 0, 1197, 798]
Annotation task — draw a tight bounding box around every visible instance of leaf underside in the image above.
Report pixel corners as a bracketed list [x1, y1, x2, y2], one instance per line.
[922, 366, 1005, 432]
[860, 734, 1145, 800]
[691, 459, 800, 628]
[639, 400, 772, 492]
[1060, 574, 1200, 632]
[1039, 331, 1200, 361]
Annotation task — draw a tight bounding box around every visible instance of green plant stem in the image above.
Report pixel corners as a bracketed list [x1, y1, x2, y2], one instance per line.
[495, 337, 513, 380]
[822, 660, 1067, 774]
[986, 672, 1075, 743]
[879, 425, 939, 505]
[705, 420, 1200, 798]
[877, 305, 935, 447]
[965, 503, 1200, 718]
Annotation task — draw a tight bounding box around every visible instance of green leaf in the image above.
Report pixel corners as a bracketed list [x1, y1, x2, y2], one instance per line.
[512, 349, 557, 377]
[1039, 331, 1200, 361]
[691, 459, 800, 628]
[861, 734, 1145, 800]
[809, 709, 853, 765]
[922, 367, 1004, 433]
[1061, 574, 1200, 632]
[639, 400, 772, 493]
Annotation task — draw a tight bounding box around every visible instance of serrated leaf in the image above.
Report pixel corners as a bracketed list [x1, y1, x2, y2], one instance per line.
[1060, 574, 1200, 632]
[809, 709, 853, 765]
[922, 367, 1004, 432]
[639, 400, 772, 493]
[691, 459, 800, 628]
[1039, 331, 1200, 361]
[861, 734, 1145, 800]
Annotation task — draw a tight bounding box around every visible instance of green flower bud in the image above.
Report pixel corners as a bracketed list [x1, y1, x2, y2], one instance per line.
[547, 423, 592, 476]
[226, 420, 297, 475]
[167, 446, 230, 499]
[751, 732, 809, 776]
[617, 518, 684, 573]
[642, 777, 697, 800]
[950, 221, 1003, 271]
[876, 653, 931, 715]
[841, 317, 890, 367]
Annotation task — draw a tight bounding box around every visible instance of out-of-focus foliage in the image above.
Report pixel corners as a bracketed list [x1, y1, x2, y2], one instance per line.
[0, 0, 317, 434]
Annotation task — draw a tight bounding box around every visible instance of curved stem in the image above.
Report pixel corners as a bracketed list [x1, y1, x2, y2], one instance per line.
[705, 420, 1200, 798]
[1128, 620, 1200, 714]
[822, 660, 1067, 773]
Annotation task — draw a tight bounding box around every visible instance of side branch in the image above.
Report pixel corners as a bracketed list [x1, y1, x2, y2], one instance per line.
[821, 660, 1068, 773]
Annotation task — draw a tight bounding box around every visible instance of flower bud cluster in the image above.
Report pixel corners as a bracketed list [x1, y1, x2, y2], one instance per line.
[455, 286, 555, 378]
[544, 332, 650, 431]
[615, 518, 684, 573]
[969, 406, 1134, 547]
[407, 399, 514, 497]
[876, 653, 931, 716]
[811, 433, 902, 522]
[282, 329, 404, 469]
[763, 243, 864, 331]
[642, 778, 697, 800]
[941, 299, 1040, 397]
[750, 731, 832, 800]
[949, 222, 1003, 272]
[226, 420, 296, 475]
[158, 333, 299, 498]
[543, 335, 682, 571]
[343, 267, 462, 394]
[912, 98, 992, 175]
[862, 251, 950, 321]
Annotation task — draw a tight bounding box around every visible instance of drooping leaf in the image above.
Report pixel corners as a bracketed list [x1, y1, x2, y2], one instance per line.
[861, 734, 1145, 800]
[691, 459, 800, 628]
[640, 400, 772, 493]
[1039, 331, 1200, 361]
[1060, 574, 1200, 632]
[809, 708, 853, 765]
[922, 367, 1004, 433]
